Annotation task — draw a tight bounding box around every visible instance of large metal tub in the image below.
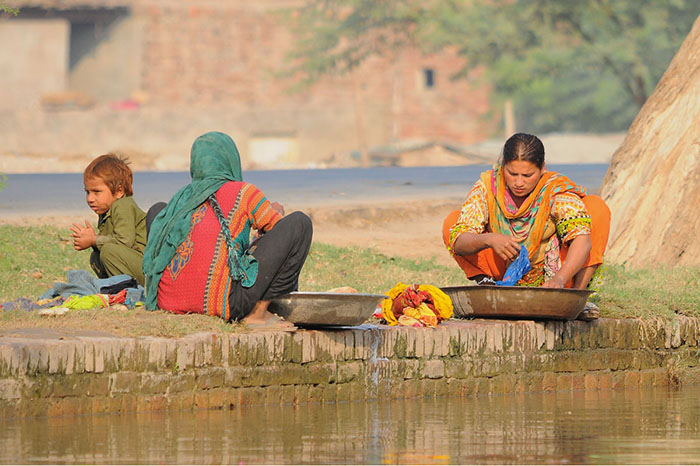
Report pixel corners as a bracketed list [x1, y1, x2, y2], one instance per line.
[441, 285, 592, 320]
[269, 292, 386, 327]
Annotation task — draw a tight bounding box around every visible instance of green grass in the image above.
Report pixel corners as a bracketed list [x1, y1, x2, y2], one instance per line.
[0, 225, 91, 299]
[299, 242, 466, 294]
[0, 225, 466, 301]
[1, 224, 699, 337]
[594, 264, 700, 319]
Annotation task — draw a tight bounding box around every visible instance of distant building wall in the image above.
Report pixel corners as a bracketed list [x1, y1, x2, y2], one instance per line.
[0, 19, 69, 110]
[0, 0, 497, 170]
[68, 13, 144, 100]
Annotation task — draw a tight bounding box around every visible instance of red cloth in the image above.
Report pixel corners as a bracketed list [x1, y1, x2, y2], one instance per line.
[390, 284, 438, 318]
[158, 182, 281, 318]
[108, 289, 127, 305]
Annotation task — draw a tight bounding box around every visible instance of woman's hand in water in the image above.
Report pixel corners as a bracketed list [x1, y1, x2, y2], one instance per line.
[542, 275, 567, 289]
[486, 233, 521, 262]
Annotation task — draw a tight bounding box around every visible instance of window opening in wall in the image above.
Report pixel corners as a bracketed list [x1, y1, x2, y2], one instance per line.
[70, 22, 98, 72]
[423, 68, 435, 89]
[12, 7, 127, 74]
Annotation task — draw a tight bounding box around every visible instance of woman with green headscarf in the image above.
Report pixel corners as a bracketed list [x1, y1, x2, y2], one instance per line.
[142, 131, 312, 330]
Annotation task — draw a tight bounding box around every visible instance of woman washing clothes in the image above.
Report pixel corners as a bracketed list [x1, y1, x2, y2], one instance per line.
[442, 133, 610, 316]
[142, 131, 312, 331]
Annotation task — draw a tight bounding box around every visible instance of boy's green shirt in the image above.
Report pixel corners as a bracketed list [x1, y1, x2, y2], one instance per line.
[95, 196, 147, 254]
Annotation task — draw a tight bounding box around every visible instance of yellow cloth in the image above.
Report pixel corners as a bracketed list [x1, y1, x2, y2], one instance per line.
[62, 294, 110, 310]
[381, 283, 453, 327]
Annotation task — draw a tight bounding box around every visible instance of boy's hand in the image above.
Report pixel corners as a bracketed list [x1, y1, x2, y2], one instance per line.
[70, 221, 97, 250]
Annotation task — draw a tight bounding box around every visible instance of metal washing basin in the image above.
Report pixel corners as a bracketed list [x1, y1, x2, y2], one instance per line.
[270, 292, 386, 327]
[441, 285, 592, 320]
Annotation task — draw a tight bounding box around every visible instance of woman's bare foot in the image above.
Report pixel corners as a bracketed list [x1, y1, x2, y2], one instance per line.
[243, 300, 296, 331]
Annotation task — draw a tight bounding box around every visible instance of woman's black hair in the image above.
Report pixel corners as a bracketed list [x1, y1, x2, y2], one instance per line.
[502, 133, 545, 169]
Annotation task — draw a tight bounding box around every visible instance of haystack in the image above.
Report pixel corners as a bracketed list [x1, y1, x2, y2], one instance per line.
[601, 15, 700, 267]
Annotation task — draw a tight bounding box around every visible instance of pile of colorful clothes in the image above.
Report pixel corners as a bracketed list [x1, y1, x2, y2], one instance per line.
[0, 270, 144, 312]
[381, 283, 453, 328]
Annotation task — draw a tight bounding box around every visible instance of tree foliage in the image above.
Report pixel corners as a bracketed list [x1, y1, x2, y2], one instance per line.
[0, 3, 18, 15]
[285, 0, 700, 132]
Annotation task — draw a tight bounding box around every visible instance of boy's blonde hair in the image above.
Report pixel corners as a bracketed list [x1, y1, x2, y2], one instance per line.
[83, 153, 134, 196]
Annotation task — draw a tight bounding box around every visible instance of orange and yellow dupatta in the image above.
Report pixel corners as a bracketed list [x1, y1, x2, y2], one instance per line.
[480, 165, 586, 261]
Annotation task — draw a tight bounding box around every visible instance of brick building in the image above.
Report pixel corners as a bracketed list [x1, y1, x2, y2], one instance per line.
[0, 0, 497, 171]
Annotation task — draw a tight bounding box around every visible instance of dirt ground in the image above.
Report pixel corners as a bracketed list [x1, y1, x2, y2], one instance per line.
[304, 200, 459, 266]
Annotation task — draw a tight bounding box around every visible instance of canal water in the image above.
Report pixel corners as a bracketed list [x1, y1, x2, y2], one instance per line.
[2, 386, 699, 464]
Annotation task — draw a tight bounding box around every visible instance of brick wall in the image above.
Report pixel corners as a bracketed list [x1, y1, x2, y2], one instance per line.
[3, 0, 497, 168]
[1, 317, 699, 418]
[133, 2, 494, 144]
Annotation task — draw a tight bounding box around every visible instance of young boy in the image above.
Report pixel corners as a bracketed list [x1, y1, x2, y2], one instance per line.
[70, 154, 147, 285]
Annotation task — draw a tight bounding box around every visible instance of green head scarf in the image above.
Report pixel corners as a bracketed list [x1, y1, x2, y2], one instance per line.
[142, 131, 257, 309]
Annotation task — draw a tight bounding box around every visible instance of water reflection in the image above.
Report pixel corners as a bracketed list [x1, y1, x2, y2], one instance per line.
[2, 387, 699, 464]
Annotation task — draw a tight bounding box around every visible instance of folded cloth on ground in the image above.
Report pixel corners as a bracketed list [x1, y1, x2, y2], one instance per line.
[62, 294, 110, 310]
[381, 283, 453, 328]
[39, 269, 145, 303]
[56, 291, 144, 311]
[107, 289, 143, 308]
[99, 277, 139, 295]
[2, 292, 140, 313]
[109, 289, 128, 305]
[0, 296, 66, 311]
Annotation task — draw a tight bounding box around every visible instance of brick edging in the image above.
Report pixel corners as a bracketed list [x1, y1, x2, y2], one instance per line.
[1, 317, 699, 417]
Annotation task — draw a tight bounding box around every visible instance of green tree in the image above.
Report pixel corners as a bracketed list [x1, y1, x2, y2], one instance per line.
[285, 0, 700, 133]
[0, 3, 18, 15]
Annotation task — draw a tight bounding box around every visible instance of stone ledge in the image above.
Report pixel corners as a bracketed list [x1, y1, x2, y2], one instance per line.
[1, 317, 699, 417]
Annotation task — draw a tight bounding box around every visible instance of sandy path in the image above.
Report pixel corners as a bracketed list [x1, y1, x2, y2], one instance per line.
[304, 200, 458, 266]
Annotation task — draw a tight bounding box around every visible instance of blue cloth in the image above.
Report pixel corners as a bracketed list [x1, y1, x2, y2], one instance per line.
[496, 245, 531, 286]
[39, 270, 145, 302]
[124, 287, 145, 306]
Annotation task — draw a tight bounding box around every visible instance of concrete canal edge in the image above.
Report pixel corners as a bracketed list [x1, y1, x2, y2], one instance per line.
[1, 317, 700, 418]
